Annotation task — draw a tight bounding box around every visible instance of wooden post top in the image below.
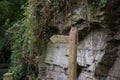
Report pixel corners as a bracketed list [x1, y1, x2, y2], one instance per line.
[3, 73, 13, 77]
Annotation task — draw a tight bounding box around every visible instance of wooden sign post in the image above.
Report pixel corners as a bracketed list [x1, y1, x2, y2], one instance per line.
[68, 27, 77, 80]
[3, 73, 13, 80]
[50, 27, 77, 80]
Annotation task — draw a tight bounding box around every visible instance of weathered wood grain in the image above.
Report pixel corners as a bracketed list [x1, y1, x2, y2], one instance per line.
[68, 27, 77, 80]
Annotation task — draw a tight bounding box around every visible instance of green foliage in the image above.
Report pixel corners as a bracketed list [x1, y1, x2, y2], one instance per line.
[88, 0, 107, 9]
[9, 63, 27, 80]
[7, 0, 72, 79]
[0, 0, 27, 79]
[7, 19, 30, 80]
[87, 0, 107, 16]
[0, 0, 27, 55]
[7, 0, 40, 79]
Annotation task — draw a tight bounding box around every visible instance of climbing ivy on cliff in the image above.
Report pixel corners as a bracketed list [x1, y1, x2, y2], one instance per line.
[0, 0, 27, 64]
[7, 0, 49, 79]
[7, 0, 73, 79]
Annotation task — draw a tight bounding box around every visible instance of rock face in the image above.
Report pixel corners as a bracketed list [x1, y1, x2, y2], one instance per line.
[37, 0, 120, 80]
[38, 29, 110, 80]
[38, 29, 120, 80]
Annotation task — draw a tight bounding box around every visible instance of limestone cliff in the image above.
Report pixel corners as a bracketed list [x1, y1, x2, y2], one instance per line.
[36, 0, 120, 80]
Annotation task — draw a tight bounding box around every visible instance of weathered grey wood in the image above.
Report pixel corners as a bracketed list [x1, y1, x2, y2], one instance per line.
[3, 73, 13, 80]
[68, 27, 77, 80]
[50, 35, 69, 43]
